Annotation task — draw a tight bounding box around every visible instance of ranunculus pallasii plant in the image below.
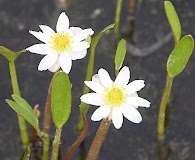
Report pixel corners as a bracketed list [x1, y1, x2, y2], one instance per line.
[0, 1, 194, 160]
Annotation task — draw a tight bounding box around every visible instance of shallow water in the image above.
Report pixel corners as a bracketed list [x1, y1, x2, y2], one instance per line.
[0, 0, 195, 159]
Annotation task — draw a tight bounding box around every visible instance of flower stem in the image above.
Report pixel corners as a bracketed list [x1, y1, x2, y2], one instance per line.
[158, 75, 173, 139]
[86, 120, 111, 160]
[9, 60, 29, 145]
[51, 128, 62, 160]
[114, 0, 123, 36]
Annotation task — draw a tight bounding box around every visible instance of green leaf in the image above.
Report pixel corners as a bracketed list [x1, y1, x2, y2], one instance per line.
[164, 1, 181, 44]
[22, 146, 30, 160]
[0, 46, 23, 61]
[6, 95, 40, 133]
[51, 71, 71, 129]
[115, 39, 126, 72]
[167, 35, 194, 78]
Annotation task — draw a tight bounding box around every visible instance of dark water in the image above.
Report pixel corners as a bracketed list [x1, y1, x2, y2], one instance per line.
[0, 0, 195, 159]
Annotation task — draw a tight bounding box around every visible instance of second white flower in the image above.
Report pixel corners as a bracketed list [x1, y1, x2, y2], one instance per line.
[80, 66, 150, 129]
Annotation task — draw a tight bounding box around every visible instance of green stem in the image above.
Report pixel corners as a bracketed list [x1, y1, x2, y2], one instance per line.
[51, 128, 62, 160]
[9, 60, 29, 145]
[114, 0, 123, 36]
[22, 146, 30, 160]
[42, 133, 50, 160]
[158, 75, 173, 139]
[77, 42, 96, 131]
[86, 120, 111, 160]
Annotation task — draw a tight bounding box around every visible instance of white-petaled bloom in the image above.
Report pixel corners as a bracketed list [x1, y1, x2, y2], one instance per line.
[80, 66, 150, 129]
[26, 12, 94, 74]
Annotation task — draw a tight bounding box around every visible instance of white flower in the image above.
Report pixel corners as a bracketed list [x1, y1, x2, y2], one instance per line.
[26, 12, 94, 74]
[80, 66, 150, 129]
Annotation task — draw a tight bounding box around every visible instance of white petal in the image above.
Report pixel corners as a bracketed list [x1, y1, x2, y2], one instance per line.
[68, 49, 87, 60]
[91, 105, 111, 121]
[39, 25, 55, 36]
[73, 28, 94, 42]
[56, 12, 69, 32]
[114, 66, 130, 86]
[121, 104, 142, 123]
[26, 44, 50, 55]
[59, 53, 72, 74]
[29, 30, 49, 43]
[38, 53, 58, 71]
[112, 107, 123, 129]
[84, 81, 105, 94]
[71, 41, 90, 51]
[98, 68, 113, 88]
[126, 97, 150, 108]
[126, 80, 145, 94]
[80, 93, 104, 106]
[48, 58, 60, 72]
[70, 27, 82, 36]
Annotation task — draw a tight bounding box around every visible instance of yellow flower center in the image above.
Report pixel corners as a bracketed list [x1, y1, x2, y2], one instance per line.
[104, 84, 127, 107]
[50, 32, 72, 53]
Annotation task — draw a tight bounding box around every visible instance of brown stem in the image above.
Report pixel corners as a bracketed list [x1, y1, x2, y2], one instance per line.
[129, 0, 135, 12]
[42, 80, 52, 134]
[64, 115, 88, 160]
[86, 120, 111, 160]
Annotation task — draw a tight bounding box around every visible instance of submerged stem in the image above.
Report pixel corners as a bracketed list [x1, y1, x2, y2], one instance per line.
[158, 75, 173, 139]
[86, 120, 111, 160]
[51, 128, 62, 160]
[9, 60, 29, 145]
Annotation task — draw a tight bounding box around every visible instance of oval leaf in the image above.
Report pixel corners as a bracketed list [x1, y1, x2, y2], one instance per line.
[6, 95, 40, 133]
[165, 1, 181, 44]
[167, 35, 194, 78]
[51, 71, 71, 128]
[115, 39, 126, 71]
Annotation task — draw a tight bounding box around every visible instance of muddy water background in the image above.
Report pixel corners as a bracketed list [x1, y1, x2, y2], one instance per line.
[0, 0, 195, 159]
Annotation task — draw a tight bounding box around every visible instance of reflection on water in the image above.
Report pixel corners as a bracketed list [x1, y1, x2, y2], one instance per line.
[0, 0, 195, 159]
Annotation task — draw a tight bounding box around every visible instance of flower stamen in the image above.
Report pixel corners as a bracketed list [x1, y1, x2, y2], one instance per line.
[50, 32, 72, 53]
[104, 84, 127, 107]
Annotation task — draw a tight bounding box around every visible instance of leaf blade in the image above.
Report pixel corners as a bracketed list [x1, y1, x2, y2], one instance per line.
[51, 71, 71, 128]
[115, 39, 126, 72]
[6, 95, 40, 133]
[164, 1, 181, 43]
[167, 35, 194, 78]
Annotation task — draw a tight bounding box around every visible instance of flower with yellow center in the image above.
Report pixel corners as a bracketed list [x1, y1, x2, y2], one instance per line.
[26, 12, 94, 73]
[80, 66, 150, 129]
